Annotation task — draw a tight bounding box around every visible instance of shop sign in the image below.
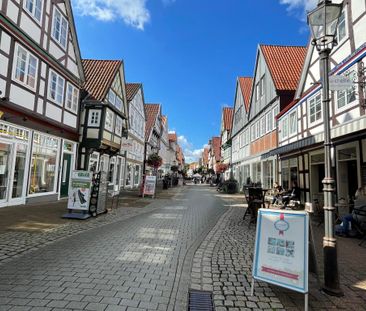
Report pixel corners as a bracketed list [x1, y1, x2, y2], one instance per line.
[143, 176, 156, 197]
[329, 75, 354, 91]
[121, 138, 133, 153]
[252, 209, 309, 293]
[67, 170, 92, 211]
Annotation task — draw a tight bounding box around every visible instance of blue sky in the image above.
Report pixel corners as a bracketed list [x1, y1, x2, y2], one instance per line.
[72, 0, 318, 162]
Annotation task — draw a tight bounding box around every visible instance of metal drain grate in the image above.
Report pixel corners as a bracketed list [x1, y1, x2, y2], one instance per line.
[188, 290, 215, 311]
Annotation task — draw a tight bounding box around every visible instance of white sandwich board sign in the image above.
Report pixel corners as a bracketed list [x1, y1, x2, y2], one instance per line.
[252, 209, 309, 294]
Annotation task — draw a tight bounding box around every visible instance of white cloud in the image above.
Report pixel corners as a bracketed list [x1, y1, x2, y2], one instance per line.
[279, 0, 318, 20]
[73, 0, 176, 30]
[177, 135, 206, 163]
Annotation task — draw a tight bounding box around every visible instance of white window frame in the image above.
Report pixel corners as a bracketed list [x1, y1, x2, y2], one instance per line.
[48, 69, 65, 106]
[335, 70, 357, 112]
[266, 111, 272, 133]
[115, 116, 122, 136]
[52, 7, 68, 49]
[65, 82, 79, 114]
[281, 117, 288, 140]
[13, 43, 38, 90]
[308, 93, 322, 125]
[289, 110, 297, 136]
[24, 0, 43, 23]
[260, 116, 266, 136]
[272, 106, 279, 130]
[88, 109, 101, 127]
[336, 11, 347, 44]
[105, 109, 114, 131]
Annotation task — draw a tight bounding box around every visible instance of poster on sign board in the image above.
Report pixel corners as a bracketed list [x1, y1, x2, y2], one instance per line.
[252, 209, 309, 294]
[67, 171, 92, 211]
[143, 176, 157, 197]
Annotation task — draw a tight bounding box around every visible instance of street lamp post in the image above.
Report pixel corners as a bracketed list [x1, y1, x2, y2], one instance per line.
[307, 0, 343, 296]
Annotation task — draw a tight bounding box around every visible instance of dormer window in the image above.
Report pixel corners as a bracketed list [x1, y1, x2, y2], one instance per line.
[52, 8, 68, 49]
[25, 0, 43, 23]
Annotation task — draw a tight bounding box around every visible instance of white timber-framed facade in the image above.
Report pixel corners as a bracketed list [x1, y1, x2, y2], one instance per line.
[273, 0, 366, 206]
[0, 0, 84, 207]
[123, 83, 146, 189]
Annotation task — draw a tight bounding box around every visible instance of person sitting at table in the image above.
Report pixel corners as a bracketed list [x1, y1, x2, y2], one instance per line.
[336, 187, 366, 237]
[272, 182, 283, 205]
[282, 181, 300, 208]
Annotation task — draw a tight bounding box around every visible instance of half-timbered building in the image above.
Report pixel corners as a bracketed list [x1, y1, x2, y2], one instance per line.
[237, 45, 306, 190]
[0, 0, 84, 206]
[144, 103, 162, 175]
[123, 83, 146, 189]
[230, 77, 252, 188]
[220, 107, 233, 179]
[78, 59, 128, 192]
[274, 0, 366, 205]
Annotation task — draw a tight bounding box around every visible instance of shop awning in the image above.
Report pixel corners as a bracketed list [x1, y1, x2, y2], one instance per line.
[261, 135, 319, 159]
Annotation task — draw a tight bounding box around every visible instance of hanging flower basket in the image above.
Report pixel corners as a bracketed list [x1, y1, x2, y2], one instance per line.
[146, 153, 163, 168]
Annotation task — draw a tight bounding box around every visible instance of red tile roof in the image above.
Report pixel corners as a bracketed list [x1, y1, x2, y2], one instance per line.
[82, 59, 121, 101]
[144, 104, 160, 141]
[260, 45, 307, 91]
[126, 83, 141, 102]
[222, 107, 233, 131]
[212, 136, 221, 162]
[238, 77, 253, 112]
[168, 132, 177, 142]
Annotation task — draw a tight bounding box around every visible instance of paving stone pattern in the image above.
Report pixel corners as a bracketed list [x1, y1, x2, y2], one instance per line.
[0, 186, 227, 311]
[190, 198, 366, 311]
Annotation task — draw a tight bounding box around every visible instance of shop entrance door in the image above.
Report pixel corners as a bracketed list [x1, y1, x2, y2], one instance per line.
[0, 142, 12, 203]
[0, 141, 28, 207]
[60, 153, 72, 198]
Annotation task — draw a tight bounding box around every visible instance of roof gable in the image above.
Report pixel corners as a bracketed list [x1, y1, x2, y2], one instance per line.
[260, 44, 307, 91]
[126, 83, 141, 102]
[222, 107, 233, 131]
[82, 59, 121, 101]
[238, 77, 253, 112]
[144, 103, 161, 141]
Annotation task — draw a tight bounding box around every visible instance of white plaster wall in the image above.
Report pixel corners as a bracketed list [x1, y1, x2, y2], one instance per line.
[67, 60, 79, 78]
[41, 62, 46, 79]
[0, 78, 6, 95]
[49, 41, 64, 60]
[7, 1, 19, 24]
[0, 54, 8, 77]
[336, 107, 360, 124]
[10, 84, 34, 110]
[46, 103, 62, 122]
[20, 14, 41, 44]
[352, 0, 365, 22]
[0, 31, 11, 54]
[37, 98, 43, 114]
[68, 42, 76, 61]
[87, 128, 98, 139]
[332, 42, 352, 65]
[354, 15, 366, 50]
[63, 111, 77, 128]
[39, 80, 45, 97]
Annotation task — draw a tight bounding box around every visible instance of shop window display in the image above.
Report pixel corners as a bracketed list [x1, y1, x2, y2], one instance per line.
[29, 133, 59, 194]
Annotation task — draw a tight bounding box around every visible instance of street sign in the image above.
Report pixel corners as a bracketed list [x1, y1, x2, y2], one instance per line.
[252, 209, 309, 294]
[143, 175, 157, 197]
[329, 75, 354, 91]
[67, 171, 92, 211]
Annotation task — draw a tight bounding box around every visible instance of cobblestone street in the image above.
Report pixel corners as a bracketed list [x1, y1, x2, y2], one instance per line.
[1, 186, 366, 310]
[0, 186, 227, 311]
[190, 194, 366, 311]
